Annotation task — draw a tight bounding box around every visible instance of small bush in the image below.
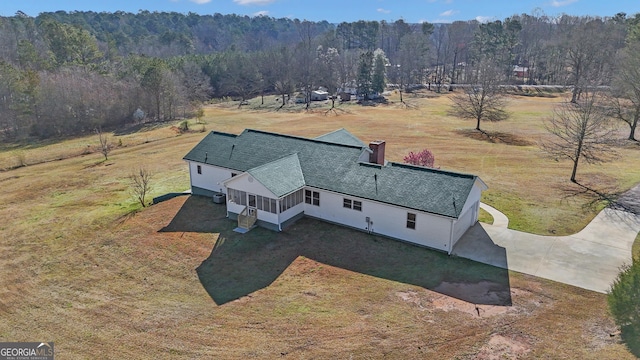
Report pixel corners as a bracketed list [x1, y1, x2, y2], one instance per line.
[403, 149, 437, 168]
[608, 259, 640, 356]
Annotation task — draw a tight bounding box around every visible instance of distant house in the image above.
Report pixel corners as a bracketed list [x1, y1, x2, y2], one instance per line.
[183, 129, 487, 254]
[310, 90, 329, 101]
[513, 65, 529, 78]
[337, 84, 358, 95]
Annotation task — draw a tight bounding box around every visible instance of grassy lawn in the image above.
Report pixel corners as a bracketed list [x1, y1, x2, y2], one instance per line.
[478, 208, 494, 225]
[1, 92, 639, 358]
[212, 92, 640, 235]
[1, 190, 633, 358]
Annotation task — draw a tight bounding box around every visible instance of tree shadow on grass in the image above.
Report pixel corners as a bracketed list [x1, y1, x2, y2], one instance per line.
[455, 128, 534, 146]
[165, 196, 512, 306]
[560, 180, 640, 219]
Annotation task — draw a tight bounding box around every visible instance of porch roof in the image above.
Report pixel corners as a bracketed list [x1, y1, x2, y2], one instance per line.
[247, 153, 305, 198]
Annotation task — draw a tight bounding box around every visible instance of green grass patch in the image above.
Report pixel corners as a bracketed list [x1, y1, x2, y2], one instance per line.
[478, 207, 493, 224]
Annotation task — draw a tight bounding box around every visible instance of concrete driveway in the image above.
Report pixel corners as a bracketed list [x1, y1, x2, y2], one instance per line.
[453, 206, 640, 293]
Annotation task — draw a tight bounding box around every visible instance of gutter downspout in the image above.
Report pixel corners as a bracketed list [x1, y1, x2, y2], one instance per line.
[448, 219, 455, 255]
[278, 200, 282, 231]
[187, 160, 194, 191]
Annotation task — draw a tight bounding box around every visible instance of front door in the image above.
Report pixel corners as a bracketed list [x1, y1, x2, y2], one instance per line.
[248, 194, 257, 217]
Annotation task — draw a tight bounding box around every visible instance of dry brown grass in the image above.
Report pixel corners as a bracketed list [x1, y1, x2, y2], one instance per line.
[1, 192, 635, 358]
[1, 93, 639, 358]
[205, 92, 640, 235]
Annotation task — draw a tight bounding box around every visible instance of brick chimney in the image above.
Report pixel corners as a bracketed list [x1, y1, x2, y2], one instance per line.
[369, 140, 386, 165]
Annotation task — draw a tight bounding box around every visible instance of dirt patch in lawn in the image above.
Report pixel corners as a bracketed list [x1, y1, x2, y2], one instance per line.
[582, 317, 624, 351]
[395, 283, 547, 319]
[475, 334, 532, 359]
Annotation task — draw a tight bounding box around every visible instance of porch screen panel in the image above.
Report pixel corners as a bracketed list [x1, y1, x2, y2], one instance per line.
[250, 194, 277, 214]
[280, 189, 304, 213]
[228, 188, 247, 205]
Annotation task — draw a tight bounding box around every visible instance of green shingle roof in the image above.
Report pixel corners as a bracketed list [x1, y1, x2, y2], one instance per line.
[315, 128, 366, 147]
[184, 129, 481, 218]
[247, 153, 305, 197]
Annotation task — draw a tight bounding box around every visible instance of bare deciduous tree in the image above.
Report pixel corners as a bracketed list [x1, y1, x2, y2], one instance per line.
[95, 127, 111, 161]
[129, 167, 153, 208]
[449, 60, 509, 132]
[542, 92, 619, 183]
[609, 44, 640, 141]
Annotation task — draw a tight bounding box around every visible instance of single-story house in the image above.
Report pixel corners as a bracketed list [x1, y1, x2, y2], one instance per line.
[310, 90, 329, 101]
[183, 128, 487, 254]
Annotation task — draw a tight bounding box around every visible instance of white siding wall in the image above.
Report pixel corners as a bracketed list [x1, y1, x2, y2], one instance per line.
[217, 169, 483, 253]
[188, 161, 236, 194]
[227, 174, 277, 198]
[452, 204, 475, 244]
[449, 179, 485, 249]
[258, 210, 279, 224]
[303, 188, 454, 252]
[279, 203, 305, 223]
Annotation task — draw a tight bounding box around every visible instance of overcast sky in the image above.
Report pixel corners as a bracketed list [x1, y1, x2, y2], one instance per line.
[3, 0, 640, 23]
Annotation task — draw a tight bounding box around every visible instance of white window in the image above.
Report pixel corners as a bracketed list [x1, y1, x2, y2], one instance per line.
[305, 190, 319, 206]
[343, 198, 352, 208]
[343, 198, 362, 211]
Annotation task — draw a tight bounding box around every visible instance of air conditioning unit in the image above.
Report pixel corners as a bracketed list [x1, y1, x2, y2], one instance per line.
[212, 193, 226, 204]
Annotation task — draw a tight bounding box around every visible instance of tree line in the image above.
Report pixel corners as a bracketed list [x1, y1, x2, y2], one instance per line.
[0, 10, 639, 140]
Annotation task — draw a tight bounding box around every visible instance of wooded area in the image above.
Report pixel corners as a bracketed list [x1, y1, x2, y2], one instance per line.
[0, 10, 639, 140]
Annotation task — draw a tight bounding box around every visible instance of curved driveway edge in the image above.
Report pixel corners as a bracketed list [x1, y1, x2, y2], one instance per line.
[453, 208, 640, 293]
[479, 202, 509, 228]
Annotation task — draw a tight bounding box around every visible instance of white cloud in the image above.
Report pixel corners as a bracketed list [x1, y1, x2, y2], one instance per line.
[190, 0, 211, 4]
[233, 0, 276, 5]
[377, 8, 391, 14]
[439, 9, 458, 17]
[252, 10, 269, 16]
[475, 16, 494, 23]
[550, 0, 578, 7]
